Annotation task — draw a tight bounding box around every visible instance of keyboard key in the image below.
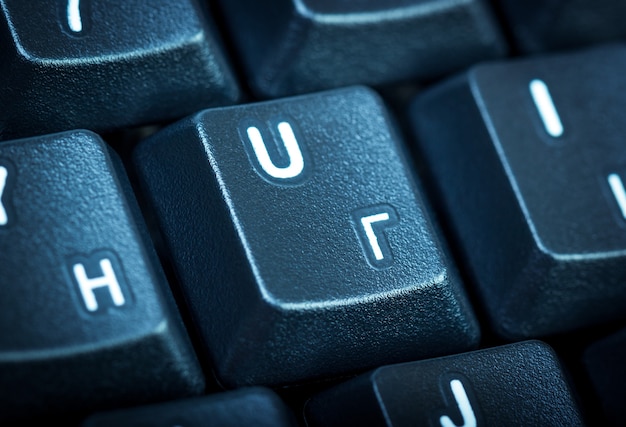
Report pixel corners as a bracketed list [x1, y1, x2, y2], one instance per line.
[411, 44, 626, 339]
[584, 326, 626, 426]
[134, 86, 480, 387]
[0, 0, 240, 140]
[215, 0, 506, 97]
[496, 0, 626, 52]
[305, 341, 585, 426]
[82, 387, 297, 427]
[0, 130, 204, 423]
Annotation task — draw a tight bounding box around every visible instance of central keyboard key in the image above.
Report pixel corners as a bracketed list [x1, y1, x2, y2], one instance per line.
[134, 87, 480, 386]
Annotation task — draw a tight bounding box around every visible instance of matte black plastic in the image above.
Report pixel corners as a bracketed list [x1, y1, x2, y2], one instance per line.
[497, 0, 626, 53]
[0, 0, 239, 140]
[306, 341, 585, 426]
[584, 327, 626, 426]
[216, 0, 506, 97]
[134, 86, 479, 387]
[411, 44, 626, 339]
[0, 130, 204, 422]
[82, 387, 297, 427]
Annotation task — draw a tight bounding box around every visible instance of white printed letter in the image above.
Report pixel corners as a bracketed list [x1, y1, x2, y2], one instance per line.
[73, 258, 126, 312]
[0, 166, 8, 226]
[608, 173, 626, 220]
[246, 122, 305, 180]
[529, 79, 563, 138]
[440, 379, 477, 427]
[353, 205, 398, 269]
[67, 0, 83, 33]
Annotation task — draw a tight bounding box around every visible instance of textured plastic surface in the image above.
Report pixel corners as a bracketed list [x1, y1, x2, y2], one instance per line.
[411, 44, 626, 339]
[0, 0, 239, 140]
[584, 327, 626, 426]
[134, 86, 479, 387]
[82, 387, 297, 427]
[306, 341, 585, 426]
[0, 131, 204, 422]
[216, 0, 506, 97]
[497, 0, 626, 53]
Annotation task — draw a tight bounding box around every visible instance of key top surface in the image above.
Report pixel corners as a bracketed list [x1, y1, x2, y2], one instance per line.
[305, 341, 585, 426]
[134, 86, 479, 387]
[411, 44, 626, 339]
[215, 0, 506, 97]
[0, 0, 239, 140]
[0, 130, 204, 422]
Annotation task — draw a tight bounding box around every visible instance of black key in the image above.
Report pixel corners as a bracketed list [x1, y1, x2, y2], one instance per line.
[584, 326, 626, 426]
[411, 44, 626, 339]
[496, 0, 626, 53]
[82, 387, 297, 427]
[305, 341, 585, 426]
[0, 130, 204, 423]
[134, 86, 480, 387]
[215, 0, 506, 97]
[0, 0, 240, 140]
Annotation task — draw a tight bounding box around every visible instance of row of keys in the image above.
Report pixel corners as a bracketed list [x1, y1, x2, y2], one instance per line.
[3, 1, 626, 139]
[2, 44, 626, 422]
[79, 342, 584, 426]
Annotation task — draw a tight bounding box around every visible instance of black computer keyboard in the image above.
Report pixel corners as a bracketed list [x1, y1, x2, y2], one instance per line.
[1, 0, 626, 426]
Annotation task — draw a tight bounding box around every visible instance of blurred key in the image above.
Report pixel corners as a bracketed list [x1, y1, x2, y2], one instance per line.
[584, 326, 626, 426]
[82, 388, 297, 427]
[0, 0, 239, 140]
[496, 0, 626, 53]
[305, 341, 585, 426]
[411, 44, 626, 339]
[134, 86, 479, 387]
[0, 131, 204, 423]
[215, 0, 506, 97]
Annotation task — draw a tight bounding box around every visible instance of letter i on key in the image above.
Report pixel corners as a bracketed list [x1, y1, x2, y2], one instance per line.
[412, 45, 626, 339]
[0, 164, 9, 226]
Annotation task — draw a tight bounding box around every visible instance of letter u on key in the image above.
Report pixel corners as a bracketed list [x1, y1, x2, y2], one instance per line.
[243, 120, 309, 184]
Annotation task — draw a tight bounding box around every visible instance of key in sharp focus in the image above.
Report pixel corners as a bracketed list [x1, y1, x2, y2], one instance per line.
[0, 0, 240, 140]
[214, 0, 506, 97]
[0, 131, 204, 423]
[134, 86, 480, 387]
[411, 44, 626, 339]
[305, 341, 585, 426]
